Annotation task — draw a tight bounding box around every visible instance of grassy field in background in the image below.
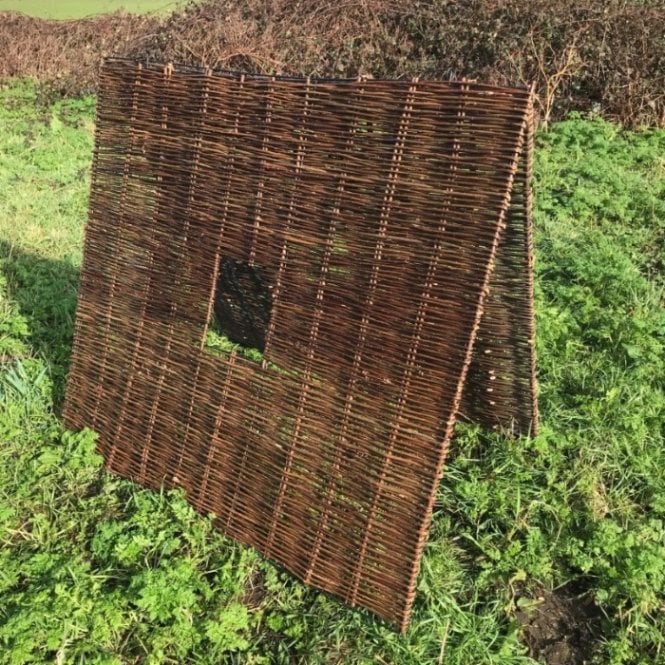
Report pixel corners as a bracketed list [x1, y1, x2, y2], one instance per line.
[0, 80, 663, 664]
[0, 0, 183, 18]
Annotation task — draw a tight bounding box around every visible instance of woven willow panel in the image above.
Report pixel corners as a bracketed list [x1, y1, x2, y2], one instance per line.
[64, 58, 538, 630]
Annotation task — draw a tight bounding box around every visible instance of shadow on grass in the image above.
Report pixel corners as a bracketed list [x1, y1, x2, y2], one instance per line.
[0, 239, 80, 411]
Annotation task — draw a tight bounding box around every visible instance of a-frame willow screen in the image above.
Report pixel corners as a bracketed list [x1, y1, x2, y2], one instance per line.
[64, 58, 538, 631]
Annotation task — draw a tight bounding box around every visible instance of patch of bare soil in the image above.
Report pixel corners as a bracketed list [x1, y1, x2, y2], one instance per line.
[242, 567, 267, 609]
[515, 585, 603, 665]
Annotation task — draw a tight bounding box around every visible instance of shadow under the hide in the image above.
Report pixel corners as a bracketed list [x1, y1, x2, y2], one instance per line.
[0, 239, 80, 412]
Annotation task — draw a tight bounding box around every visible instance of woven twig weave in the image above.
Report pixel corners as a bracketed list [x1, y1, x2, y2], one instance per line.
[64, 58, 538, 630]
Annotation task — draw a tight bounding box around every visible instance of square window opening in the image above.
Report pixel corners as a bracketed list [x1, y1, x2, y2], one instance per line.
[205, 256, 273, 364]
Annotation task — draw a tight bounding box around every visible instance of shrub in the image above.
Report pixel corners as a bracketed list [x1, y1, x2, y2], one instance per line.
[1, 0, 663, 126]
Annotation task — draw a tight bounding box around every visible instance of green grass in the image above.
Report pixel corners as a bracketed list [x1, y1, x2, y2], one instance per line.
[1, 79, 664, 664]
[205, 325, 265, 365]
[0, 0, 184, 19]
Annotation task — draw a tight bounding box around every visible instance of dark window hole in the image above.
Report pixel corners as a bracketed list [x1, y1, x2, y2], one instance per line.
[205, 257, 273, 363]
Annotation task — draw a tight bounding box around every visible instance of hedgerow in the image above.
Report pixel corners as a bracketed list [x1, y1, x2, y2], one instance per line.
[1, 0, 663, 127]
[0, 79, 664, 663]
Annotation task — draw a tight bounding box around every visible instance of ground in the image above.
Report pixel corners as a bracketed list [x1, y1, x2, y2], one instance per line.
[516, 585, 603, 665]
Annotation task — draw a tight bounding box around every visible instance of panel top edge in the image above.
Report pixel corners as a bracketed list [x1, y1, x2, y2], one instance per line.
[102, 56, 533, 100]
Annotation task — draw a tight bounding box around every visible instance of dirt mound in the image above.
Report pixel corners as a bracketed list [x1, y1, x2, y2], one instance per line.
[1, 0, 664, 126]
[515, 585, 603, 665]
